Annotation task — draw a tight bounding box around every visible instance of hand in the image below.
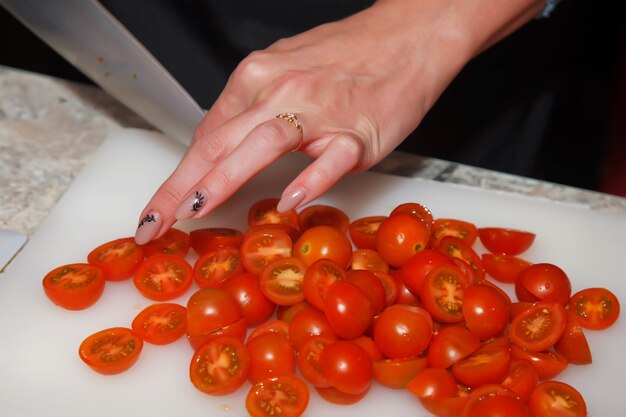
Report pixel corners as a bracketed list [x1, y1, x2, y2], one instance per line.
[134, 0, 544, 244]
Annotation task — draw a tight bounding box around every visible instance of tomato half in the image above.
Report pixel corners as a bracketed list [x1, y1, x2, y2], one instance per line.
[193, 246, 243, 288]
[189, 335, 250, 396]
[87, 237, 144, 281]
[373, 304, 433, 359]
[222, 272, 276, 327]
[247, 332, 296, 383]
[131, 303, 186, 345]
[288, 304, 337, 350]
[297, 336, 335, 387]
[346, 269, 387, 315]
[259, 256, 306, 306]
[420, 264, 471, 323]
[462, 384, 528, 417]
[293, 225, 353, 269]
[431, 218, 478, 247]
[186, 288, 244, 350]
[375, 213, 431, 268]
[568, 287, 620, 330]
[554, 310, 592, 364]
[478, 227, 536, 255]
[248, 197, 299, 229]
[509, 301, 566, 352]
[133, 254, 193, 301]
[319, 340, 373, 395]
[528, 380, 587, 417]
[390, 202, 435, 231]
[298, 204, 350, 233]
[348, 215, 387, 250]
[246, 374, 310, 417]
[373, 356, 428, 389]
[350, 248, 389, 273]
[436, 236, 485, 281]
[462, 284, 510, 340]
[482, 253, 532, 283]
[407, 368, 458, 400]
[427, 325, 481, 369]
[42, 263, 105, 310]
[140, 227, 190, 257]
[241, 228, 293, 274]
[189, 227, 243, 256]
[510, 345, 568, 380]
[398, 249, 452, 296]
[451, 344, 511, 388]
[78, 327, 143, 375]
[302, 258, 347, 311]
[501, 359, 539, 402]
[515, 263, 572, 306]
[323, 280, 373, 339]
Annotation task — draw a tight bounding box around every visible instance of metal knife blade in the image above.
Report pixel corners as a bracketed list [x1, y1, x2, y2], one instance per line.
[1, 0, 204, 146]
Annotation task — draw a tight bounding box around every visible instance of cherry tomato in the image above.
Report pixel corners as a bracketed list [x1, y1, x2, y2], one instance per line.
[348, 215, 387, 250]
[553, 310, 592, 364]
[351, 335, 383, 362]
[293, 225, 353, 269]
[452, 344, 511, 388]
[436, 235, 485, 281]
[193, 246, 243, 289]
[420, 264, 471, 323]
[131, 302, 186, 345]
[288, 305, 337, 350]
[302, 258, 347, 311]
[376, 213, 431, 268]
[323, 280, 373, 339]
[78, 327, 143, 375]
[346, 269, 387, 315]
[501, 359, 539, 402]
[462, 284, 510, 340]
[221, 272, 276, 327]
[418, 386, 471, 417]
[140, 227, 190, 257]
[431, 218, 478, 248]
[568, 287, 620, 330]
[427, 325, 481, 369]
[482, 253, 532, 283]
[277, 301, 310, 323]
[247, 319, 290, 343]
[87, 237, 144, 281]
[189, 227, 244, 256]
[247, 223, 302, 243]
[259, 256, 306, 306]
[133, 254, 193, 301]
[350, 248, 389, 273]
[478, 227, 536, 256]
[515, 263, 572, 306]
[510, 345, 568, 380]
[189, 335, 250, 396]
[248, 197, 299, 230]
[315, 385, 369, 405]
[246, 374, 309, 417]
[373, 304, 433, 359]
[528, 380, 587, 417]
[462, 384, 528, 417]
[373, 356, 428, 389]
[407, 368, 458, 400]
[298, 204, 350, 233]
[319, 340, 373, 395]
[247, 332, 296, 383]
[509, 301, 566, 352]
[398, 249, 452, 296]
[390, 202, 435, 231]
[297, 336, 335, 387]
[241, 227, 293, 274]
[42, 263, 105, 310]
[371, 270, 399, 307]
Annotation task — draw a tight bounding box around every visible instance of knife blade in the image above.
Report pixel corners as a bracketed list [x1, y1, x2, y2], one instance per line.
[0, 0, 204, 146]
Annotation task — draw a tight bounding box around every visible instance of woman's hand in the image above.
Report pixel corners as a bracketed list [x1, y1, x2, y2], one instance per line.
[134, 0, 544, 244]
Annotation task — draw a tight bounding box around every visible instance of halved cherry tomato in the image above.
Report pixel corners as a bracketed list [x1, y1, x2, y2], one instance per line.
[482, 253, 532, 283]
[515, 263, 572, 306]
[247, 319, 290, 343]
[427, 325, 481, 369]
[131, 302, 186, 345]
[452, 344, 511, 388]
[350, 248, 389, 273]
[554, 310, 592, 364]
[78, 327, 143, 375]
[348, 215, 387, 250]
[478, 227, 536, 255]
[190, 227, 243, 256]
[501, 359, 539, 402]
[420, 264, 471, 323]
[277, 301, 310, 323]
[371, 270, 399, 307]
[288, 305, 337, 350]
[319, 340, 373, 395]
[293, 225, 353, 269]
[510, 301, 566, 352]
[418, 385, 471, 417]
[259, 256, 306, 306]
[240, 228, 293, 274]
[373, 356, 428, 389]
[390, 202, 435, 231]
[298, 204, 350, 233]
[436, 235, 485, 280]
[42, 263, 105, 310]
[528, 380, 587, 417]
[568, 287, 620, 330]
[297, 336, 335, 388]
[246, 374, 310, 417]
[87, 237, 144, 281]
[221, 272, 276, 327]
[376, 213, 431, 268]
[398, 249, 452, 296]
[140, 227, 190, 257]
[248, 197, 299, 229]
[302, 258, 347, 311]
[133, 254, 193, 301]
[351, 335, 383, 362]
[510, 345, 568, 380]
[190, 335, 250, 396]
[373, 304, 433, 359]
[323, 280, 373, 339]
[462, 384, 528, 417]
[407, 368, 458, 400]
[186, 288, 244, 350]
[462, 284, 510, 340]
[247, 332, 296, 383]
[315, 385, 369, 405]
[346, 269, 387, 315]
[193, 246, 243, 288]
[431, 218, 478, 248]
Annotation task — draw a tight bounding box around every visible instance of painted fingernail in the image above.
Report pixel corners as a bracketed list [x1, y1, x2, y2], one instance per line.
[135, 212, 161, 245]
[277, 187, 305, 212]
[175, 190, 207, 220]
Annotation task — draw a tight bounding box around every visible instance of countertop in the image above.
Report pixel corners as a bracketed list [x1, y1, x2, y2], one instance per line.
[2, 64, 626, 238]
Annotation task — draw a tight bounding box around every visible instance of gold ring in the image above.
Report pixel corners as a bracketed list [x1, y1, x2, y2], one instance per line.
[275, 112, 304, 152]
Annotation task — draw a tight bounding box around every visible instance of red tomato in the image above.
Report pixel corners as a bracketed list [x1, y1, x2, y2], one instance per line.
[351, 335, 384, 362]
[246, 374, 309, 417]
[42, 263, 105, 310]
[554, 310, 592, 364]
[398, 249, 452, 296]
[78, 327, 143, 375]
[248, 197, 299, 229]
[240, 228, 293, 274]
[436, 236, 485, 281]
[140, 227, 190, 257]
[431, 218, 478, 248]
[346, 269, 387, 315]
[478, 227, 536, 256]
[350, 248, 389, 274]
[302, 258, 347, 311]
[462, 385, 529, 417]
[419, 386, 471, 417]
[528, 380, 587, 417]
[189, 335, 250, 396]
[221, 272, 276, 327]
[452, 344, 511, 388]
[87, 237, 144, 281]
[315, 385, 369, 405]
[277, 301, 310, 323]
[348, 215, 387, 250]
[373, 304, 433, 359]
[510, 345, 568, 380]
[420, 264, 471, 323]
[373, 356, 428, 389]
[568, 287, 621, 330]
[298, 204, 350, 233]
[509, 301, 566, 352]
[248, 223, 302, 243]
[131, 302, 186, 345]
[319, 340, 373, 395]
[375, 213, 431, 268]
[189, 227, 244, 256]
[392, 269, 421, 306]
[323, 280, 373, 339]
[193, 246, 243, 288]
[462, 284, 510, 340]
[288, 305, 337, 350]
[133, 254, 193, 301]
[515, 263, 572, 306]
[427, 325, 481, 369]
[247, 319, 290, 343]
[482, 253, 532, 283]
[293, 225, 353, 269]
[259, 256, 306, 306]
[390, 202, 435, 231]
[371, 270, 399, 307]
[297, 336, 335, 387]
[407, 368, 458, 400]
[501, 359, 539, 402]
[247, 332, 296, 383]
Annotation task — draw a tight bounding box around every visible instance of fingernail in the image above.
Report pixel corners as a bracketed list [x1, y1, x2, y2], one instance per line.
[277, 187, 305, 212]
[175, 190, 207, 220]
[135, 212, 161, 245]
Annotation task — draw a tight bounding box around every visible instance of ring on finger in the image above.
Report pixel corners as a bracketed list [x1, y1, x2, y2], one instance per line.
[275, 112, 304, 152]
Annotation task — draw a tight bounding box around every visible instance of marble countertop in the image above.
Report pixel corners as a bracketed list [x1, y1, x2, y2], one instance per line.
[2, 64, 625, 238]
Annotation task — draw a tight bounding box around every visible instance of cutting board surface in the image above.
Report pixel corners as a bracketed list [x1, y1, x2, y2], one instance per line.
[1, 129, 625, 417]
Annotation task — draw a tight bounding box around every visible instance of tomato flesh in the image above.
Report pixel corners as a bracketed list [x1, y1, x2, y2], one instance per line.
[131, 303, 186, 345]
[78, 327, 143, 375]
[569, 287, 620, 330]
[246, 374, 310, 417]
[133, 254, 193, 301]
[42, 263, 105, 310]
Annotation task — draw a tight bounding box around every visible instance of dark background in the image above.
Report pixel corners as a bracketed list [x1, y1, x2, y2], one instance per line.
[1, 0, 625, 197]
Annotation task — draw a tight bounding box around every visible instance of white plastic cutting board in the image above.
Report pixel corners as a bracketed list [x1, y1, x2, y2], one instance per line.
[1, 129, 625, 417]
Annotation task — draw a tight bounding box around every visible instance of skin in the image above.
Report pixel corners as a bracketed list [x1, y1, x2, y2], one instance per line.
[135, 0, 546, 244]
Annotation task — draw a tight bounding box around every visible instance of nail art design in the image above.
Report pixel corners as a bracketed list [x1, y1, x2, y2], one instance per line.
[137, 213, 156, 228]
[135, 211, 161, 245]
[191, 191, 205, 212]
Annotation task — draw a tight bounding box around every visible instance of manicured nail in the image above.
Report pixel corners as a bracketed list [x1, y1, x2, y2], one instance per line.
[277, 187, 305, 212]
[175, 190, 207, 220]
[135, 212, 161, 245]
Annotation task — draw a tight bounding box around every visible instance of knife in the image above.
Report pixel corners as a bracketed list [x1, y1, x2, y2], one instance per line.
[0, 0, 204, 146]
